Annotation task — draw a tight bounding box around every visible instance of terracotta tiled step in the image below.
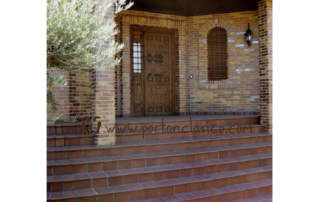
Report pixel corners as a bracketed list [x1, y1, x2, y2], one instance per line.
[47, 134, 95, 147]
[47, 116, 259, 136]
[47, 142, 272, 176]
[48, 121, 91, 135]
[131, 180, 272, 202]
[116, 115, 260, 129]
[116, 124, 265, 143]
[232, 194, 272, 202]
[48, 133, 272, 161]
[47, 153, 271, 192]
[47, 166, 272, 201]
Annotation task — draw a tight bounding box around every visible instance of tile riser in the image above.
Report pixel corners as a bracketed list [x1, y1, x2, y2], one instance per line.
[182, 185, 272, 202]
[115, 117, 259, 130]
[48, 158, 272, 192]
[47, 117, 259, 136]
[116, 125, 265, 143]
[47, 125, 265, 147]
[47, 116, 271, 202]
[48, 171, 271, 201]
[48, 135, 271, 161]
[47, 136, 94, 147]
[48, 185, 272, 202]
[48, 146, 272, 176]
[48, 123, 91, 136]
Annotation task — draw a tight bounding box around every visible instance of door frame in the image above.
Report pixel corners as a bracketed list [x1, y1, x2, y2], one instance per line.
[130, 25, 177, 116]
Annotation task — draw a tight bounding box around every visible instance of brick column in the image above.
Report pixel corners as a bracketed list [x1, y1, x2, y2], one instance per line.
[258, 0, 272, 132]
[178, 20, 188, 114]
[92, 67, 116, 145]
[92, 7, 117, 145]
[121, 21, 131, 116]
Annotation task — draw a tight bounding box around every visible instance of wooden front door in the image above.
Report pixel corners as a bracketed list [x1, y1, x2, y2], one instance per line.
[131, 26, 176, 116]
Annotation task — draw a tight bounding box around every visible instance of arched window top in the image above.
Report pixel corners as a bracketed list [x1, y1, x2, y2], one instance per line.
[207, 27, 228, 81]
[208, 27, 227, 41]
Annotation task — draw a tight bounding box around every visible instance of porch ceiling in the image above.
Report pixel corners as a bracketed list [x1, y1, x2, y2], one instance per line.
[129, 0, 259, 16]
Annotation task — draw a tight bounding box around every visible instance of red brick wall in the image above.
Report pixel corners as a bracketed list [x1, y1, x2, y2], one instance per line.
[47, 68, 70, 122]
[69, 69, 94, 121]
[47, 68, 94, 123]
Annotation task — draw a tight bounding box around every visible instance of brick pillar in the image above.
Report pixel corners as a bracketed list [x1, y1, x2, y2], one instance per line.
[92, 67, 116, 145]
[258, 0, 272, 132]
[178, 20, 188, 115]
[121, 21, 131, 117]
[92, 7, 117, 145]
[69, 69, 93, 121]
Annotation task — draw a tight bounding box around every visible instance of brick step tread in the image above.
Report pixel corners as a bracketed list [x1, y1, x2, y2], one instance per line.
[47, 124, 262, 138]
[47, 165, 272, 200]
[47, 134, 94, 139]
[232, 194, 272, 202]
[48, 142, 272, 167]
[116, 124, 263, 135]
[48, 133, 271, 152]
[116, 115, 259, 124]
[48, 153, 272, 183]
[130, 180, 272, 202]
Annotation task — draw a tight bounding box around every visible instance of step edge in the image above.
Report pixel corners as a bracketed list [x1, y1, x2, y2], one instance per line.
[47, 132, 271, 152]
[47, 142, 272, 166]
[47, 166, 272, 200]
[116, 124, 264, 136]
[48, 153, 272, 183]
[115, 115, 260, 124]
[156, 179, 272, 202]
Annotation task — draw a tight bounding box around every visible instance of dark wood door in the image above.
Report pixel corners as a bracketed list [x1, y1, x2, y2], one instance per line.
[131, 27, 176, 116]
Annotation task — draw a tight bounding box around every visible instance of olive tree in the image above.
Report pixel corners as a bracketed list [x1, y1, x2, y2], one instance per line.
[47, 0, 132, 121]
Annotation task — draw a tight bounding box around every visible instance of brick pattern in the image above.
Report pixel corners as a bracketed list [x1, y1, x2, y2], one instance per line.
[116, 10, 261, 117]
[48, 7, 118, 145]
[115, 17, 123, 117]
[91, 67, 116, 145]
[47, 3, 273, 138]
[47, 68, 70, 122]
[187, 12, 260, 115]
[47, 4, 273, 201]
[258, 0, 272, 132]
[69, 69, 94, 121]
[48, 133, 271, 161]
[48, 68, 94, 123]
[90, 1, 117, 145]
[47, 116, 272, 201]
[90, 5, 117, 145]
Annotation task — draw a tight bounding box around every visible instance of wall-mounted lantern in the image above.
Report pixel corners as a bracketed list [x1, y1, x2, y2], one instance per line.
[244, 23, 253, 46]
